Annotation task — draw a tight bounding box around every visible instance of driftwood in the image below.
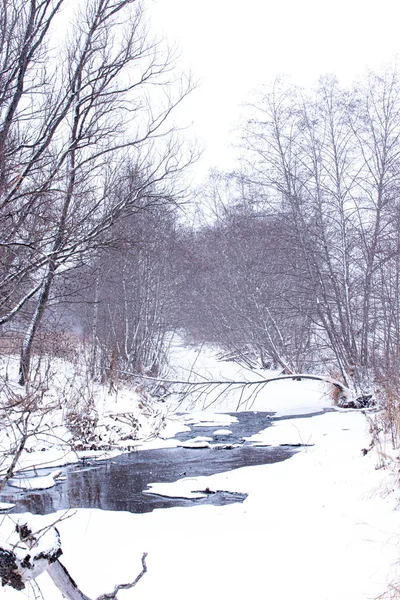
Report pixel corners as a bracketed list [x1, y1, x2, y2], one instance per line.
[0, 518, 147, 599]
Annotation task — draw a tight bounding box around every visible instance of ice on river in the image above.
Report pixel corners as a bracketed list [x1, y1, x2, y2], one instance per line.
[8, 471, 62, 491]
[2, 341, 400, 599]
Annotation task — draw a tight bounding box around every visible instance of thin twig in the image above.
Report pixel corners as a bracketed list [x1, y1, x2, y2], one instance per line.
[96, 552, 148, 600]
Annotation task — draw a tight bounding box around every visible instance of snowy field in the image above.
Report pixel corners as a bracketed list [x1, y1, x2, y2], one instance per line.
[0, 342, 400, 599]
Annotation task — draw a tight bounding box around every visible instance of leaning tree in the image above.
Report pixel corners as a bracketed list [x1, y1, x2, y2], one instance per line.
[0, 0, 194, 383]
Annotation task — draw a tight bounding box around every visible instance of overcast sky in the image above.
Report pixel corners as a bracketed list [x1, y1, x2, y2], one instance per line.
[149, 0, 400, 181]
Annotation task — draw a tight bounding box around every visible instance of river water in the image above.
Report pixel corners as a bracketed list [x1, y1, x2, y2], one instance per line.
[0, 411, 318, 515]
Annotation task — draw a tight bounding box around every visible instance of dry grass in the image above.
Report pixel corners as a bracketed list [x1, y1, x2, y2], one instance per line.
[374, 377, 400, 450]
[0, 329, 81, 360]
[330, 382, 344, 405]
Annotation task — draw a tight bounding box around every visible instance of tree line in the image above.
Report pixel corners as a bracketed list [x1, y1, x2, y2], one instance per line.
[0, 0, 193, 385]
[178, 69, 400, 402]
[2, 0, 400, 407]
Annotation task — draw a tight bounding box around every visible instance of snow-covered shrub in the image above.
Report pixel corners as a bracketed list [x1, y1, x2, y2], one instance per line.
[63, 374, 99, 447]
[65, 404, 98, 447]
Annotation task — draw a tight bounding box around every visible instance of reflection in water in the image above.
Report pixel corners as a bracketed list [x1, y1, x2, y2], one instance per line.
[0, 412, 297, 515]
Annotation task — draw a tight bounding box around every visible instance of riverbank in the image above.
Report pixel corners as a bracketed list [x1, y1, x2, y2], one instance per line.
[1, 402, 400, 597]
[1, 344, 400, 599]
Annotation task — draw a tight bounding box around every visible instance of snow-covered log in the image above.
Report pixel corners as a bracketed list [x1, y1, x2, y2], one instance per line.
[0, 517, 147, 599]
[47, 560, 92, 600]
[0, 518, 62, 590]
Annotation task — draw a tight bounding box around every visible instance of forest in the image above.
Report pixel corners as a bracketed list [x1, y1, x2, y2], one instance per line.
[2, 0, 400, 597]
[2, 0, 400, 426]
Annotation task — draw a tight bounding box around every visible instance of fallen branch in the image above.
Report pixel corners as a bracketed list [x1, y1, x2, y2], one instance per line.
[46, 552, 148, 600]
[96, 552, 148, 600]
[46, 559, 92, 600]
[118, 369, 351, 396]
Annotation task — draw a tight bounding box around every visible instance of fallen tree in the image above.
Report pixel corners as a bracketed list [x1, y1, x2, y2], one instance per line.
[120, 369, 367, 409]
[0, 517, 147, 599]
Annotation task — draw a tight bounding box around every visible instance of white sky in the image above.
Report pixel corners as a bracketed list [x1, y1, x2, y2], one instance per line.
[148, 0, 400, 181]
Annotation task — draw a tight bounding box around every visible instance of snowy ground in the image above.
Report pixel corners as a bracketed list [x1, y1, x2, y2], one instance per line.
[0, 353, 174, 483]
[1, 342, 400, 599]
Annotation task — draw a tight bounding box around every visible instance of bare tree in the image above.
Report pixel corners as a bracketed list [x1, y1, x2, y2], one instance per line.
[174, 67, 400, 401]
[236, 69, 400, 394]
[172, 177, 315, 373]
[0, 0, 195, 383]
[78, 203, 178, 387]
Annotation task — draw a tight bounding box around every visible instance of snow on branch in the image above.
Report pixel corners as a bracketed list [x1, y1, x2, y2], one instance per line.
[0, 517, 147, 599]
[120, 369, 349, 392]
[116, 368, 360, 409]
[0, 518, 62, 591]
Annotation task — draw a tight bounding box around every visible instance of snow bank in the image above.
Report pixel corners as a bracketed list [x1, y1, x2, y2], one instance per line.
[167, 338, 334, 416]
[0, 341, 399, 599]
[8, 471, 62, 491]
[1, 406, 399, 600]
[0, 353, 177, 474]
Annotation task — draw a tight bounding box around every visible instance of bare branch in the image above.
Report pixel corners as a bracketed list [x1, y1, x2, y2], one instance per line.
[96, 552, 148, 600]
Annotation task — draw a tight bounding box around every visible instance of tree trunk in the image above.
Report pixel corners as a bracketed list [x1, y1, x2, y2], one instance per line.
[0, 518, 147, 600]
[18, 265, 55, 385]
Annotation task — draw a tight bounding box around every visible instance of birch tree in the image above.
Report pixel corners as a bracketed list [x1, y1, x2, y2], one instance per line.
[85, 204, 177, 386]
[0, 0, 194, 383]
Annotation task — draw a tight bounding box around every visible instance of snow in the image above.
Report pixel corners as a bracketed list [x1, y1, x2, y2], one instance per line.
[177, 435, 212, 449]
[178, 441, 211, 449]
[0, 341, 400, 599]
[2, 414, 400, 600]
[15, 515, 61, 557]
[145, 480, 208, 499]
[167, 340, 334, 416]
[181, 411, 239, 426]
[213, 429, 232, 435]
[8, 471, 62, 491]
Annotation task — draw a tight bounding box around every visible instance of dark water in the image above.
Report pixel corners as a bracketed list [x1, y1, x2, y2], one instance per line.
[175, 410, 273, 443]
[0, 411, 311, 515]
